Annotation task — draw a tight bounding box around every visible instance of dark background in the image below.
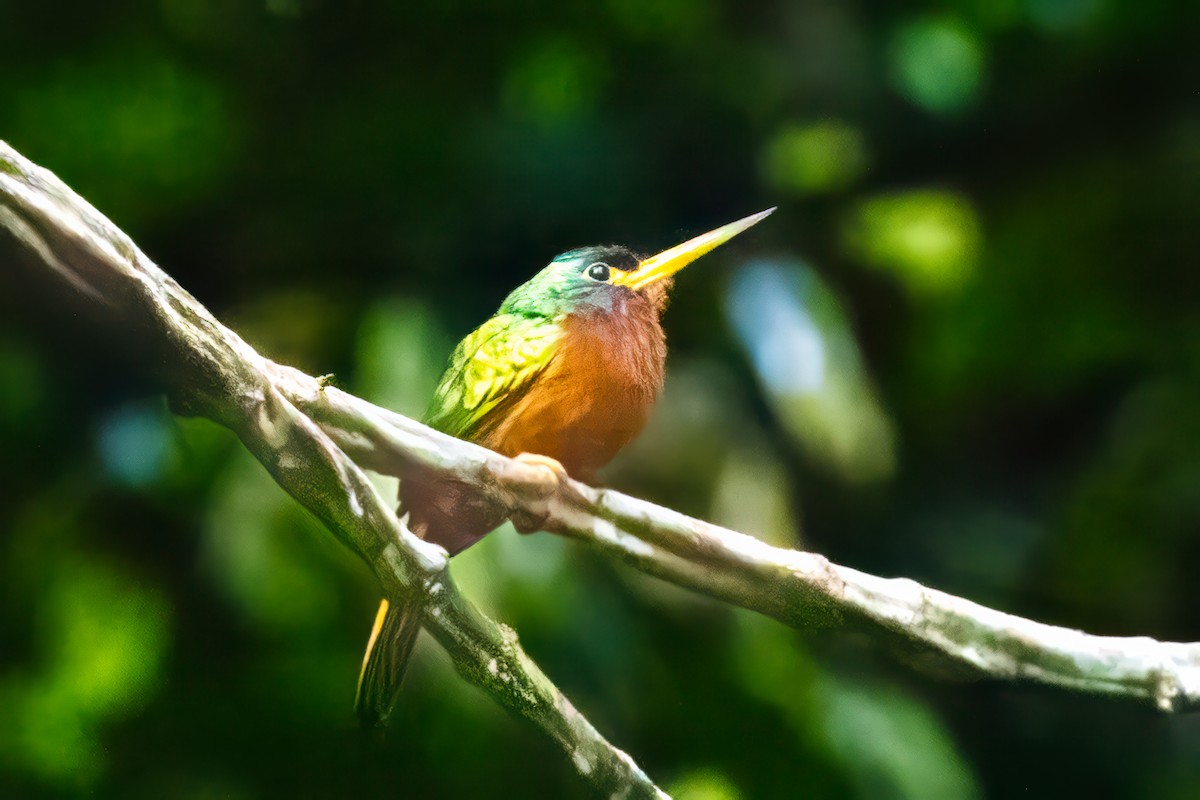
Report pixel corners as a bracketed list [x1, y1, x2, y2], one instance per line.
[2, 1, 1199, 797]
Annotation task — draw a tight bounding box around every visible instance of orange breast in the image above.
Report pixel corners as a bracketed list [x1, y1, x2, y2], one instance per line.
[476, 310, 666, 480]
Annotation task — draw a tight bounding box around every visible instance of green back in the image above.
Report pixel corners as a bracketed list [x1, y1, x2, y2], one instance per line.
[424, 312, 564, 439]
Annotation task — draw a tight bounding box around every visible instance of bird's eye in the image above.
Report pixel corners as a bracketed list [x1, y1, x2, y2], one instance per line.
[585, 262, 611, 282]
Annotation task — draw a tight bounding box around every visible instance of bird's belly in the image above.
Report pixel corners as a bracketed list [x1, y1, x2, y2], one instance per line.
[480, 367, 652, 480]
[400, 369, 650, 554]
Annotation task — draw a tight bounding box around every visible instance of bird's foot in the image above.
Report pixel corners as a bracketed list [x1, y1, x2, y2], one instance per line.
[510, 452, 569, 534]
[514, 452, 568, 479]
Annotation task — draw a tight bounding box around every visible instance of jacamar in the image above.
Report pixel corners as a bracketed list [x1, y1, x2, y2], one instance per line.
[356, 208, 775, 726]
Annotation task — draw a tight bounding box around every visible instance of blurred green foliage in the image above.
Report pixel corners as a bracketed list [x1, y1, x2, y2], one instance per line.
[845, 190, 981, 295]
[889, 18, 984, 116]
[2, 0, 1199, 797]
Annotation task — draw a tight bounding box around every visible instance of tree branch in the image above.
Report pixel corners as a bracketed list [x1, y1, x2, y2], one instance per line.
[0, 141, 664, 799]
[279, 363, 1200, 713]
[4, 138, 1199, 794]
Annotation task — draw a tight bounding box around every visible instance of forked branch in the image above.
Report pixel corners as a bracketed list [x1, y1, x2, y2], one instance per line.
[1, 141, 663, 799]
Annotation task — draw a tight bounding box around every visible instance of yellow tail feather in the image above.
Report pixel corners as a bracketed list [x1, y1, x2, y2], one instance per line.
[355, 597, 422, 727]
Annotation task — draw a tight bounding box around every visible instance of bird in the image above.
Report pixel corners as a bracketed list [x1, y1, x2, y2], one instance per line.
[356, 208, 775, 726]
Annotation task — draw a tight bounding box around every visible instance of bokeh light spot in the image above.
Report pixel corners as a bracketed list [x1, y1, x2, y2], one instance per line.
[726, 261, 896, 483]
[728, 264, 827, 396]
[845, 189, 981, 295]
[761, 120, 869, 195]
[97, 401, 175, 488]
[890, 18, 985, 114]
[0, 560, 170, 787]
[668, 768, 742, 800]
[46, 561, 171, 717]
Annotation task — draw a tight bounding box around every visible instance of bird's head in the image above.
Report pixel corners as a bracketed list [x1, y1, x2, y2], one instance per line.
[500, 208, 775, 319]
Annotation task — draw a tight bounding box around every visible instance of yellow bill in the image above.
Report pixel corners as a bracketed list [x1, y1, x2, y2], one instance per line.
[613, 207, 776, 291]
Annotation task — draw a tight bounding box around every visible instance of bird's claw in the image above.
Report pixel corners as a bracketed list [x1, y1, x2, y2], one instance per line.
[513, 452, 569, 481]
[510, 452, 568, 534]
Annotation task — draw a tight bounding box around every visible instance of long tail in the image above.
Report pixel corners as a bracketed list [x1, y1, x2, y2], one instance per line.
[355, 597, 422, 727]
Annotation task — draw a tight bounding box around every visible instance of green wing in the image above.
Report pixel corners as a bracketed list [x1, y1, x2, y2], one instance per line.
[424, 313, 564, 439]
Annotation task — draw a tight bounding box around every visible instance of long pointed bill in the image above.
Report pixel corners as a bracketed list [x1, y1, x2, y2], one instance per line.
[613, 207, 776, 291]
